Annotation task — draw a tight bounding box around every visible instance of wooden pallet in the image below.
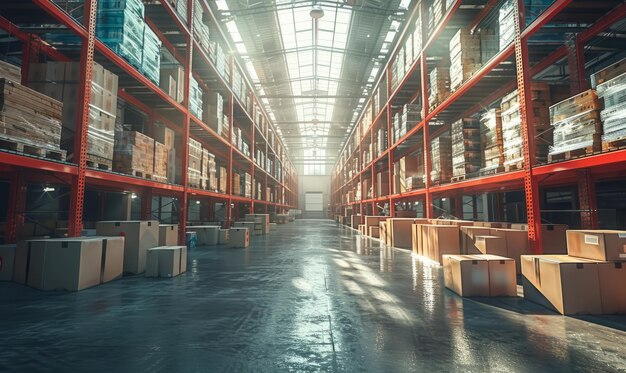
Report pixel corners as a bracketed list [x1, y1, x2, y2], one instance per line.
[118, 169, 154, 180]
[478, 166, 505, 177]
[504, 161, 524, 172]
[602, 138, 626, 152]
[86, 155, 112, 171]
[547, 146, 597, 163]
[0, 136, 66, 161]
[451, 171, 479, 183]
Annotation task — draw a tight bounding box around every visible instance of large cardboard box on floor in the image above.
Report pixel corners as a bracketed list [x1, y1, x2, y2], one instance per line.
[218, 229, 230, 244]
[460, 226, 492, 254]
[566, 230, 626, 261]
[0, 244, 16, 281]
[475, 236, 507, 257]
[96, 236, 125, 283]
[351, 215, 362, 229]
[159, 224, 179, 246]
[597, 261, 626, 314]
[423, 225, 461, 263]
[364, 216, 386, 237]
[521, 255, 602, 315]
[443, 255, 490, 297]
[229, 227, 249, 248]
[368, 226, 380, 238]
[490, 228, 529, 273]
[512, 224, 568, 253]
[14, 238, 103, 291]
[478, 254, 517, 297]
[390, 218, 428, 249]
[96, 220, 159, 275]
[146, 246, 187, 278]
[187, 225, 220, 245]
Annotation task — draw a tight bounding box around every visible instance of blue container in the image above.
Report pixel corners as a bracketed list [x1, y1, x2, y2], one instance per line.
[186, 231, 197, 249]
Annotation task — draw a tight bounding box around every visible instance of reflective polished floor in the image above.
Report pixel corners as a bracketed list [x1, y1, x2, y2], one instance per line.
[1, 220, 625, 372]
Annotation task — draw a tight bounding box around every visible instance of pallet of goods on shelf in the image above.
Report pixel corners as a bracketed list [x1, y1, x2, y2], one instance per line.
[166, 0, 187, 22]
[402, 104, 421, 129]
[451, 118, 481, 180]
[27, 61, 118, 168]
[0, 78, 65, 160]
[479, 109, 504, 175]
[594, 68, 626, 148]
[187, 138, 202, 188]
[218, 165, 227, 193]
[154, 124, 178, 183]
[203, 91, 224, 136]
[413, 15, 422, 60]
[243, 172, 252, 198]
[449, 28, 482, 91]
[96, 0, 145, 70]
[189, 76, 203, 119]
[0, 60, 21, 82]
[394, 155, 422, 194]
[480, 28, 499, 63]
[429, 66, 450, 109]
[428, 0, 445, 34]
[375, 128, 387, 157]
[159, 63, 185, 104]
[114, 131, 167, 180]
[549, 89, 603, 160]
[498, 0, 554, 50]
[193, 0, 211, 52]
[500, 83, 551, 169]
[591, 58, 626, 88]
[141, 24, 161, 85]
[430, 132, 453, 184]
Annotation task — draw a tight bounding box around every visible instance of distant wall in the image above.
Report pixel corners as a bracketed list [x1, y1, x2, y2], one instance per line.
[298, 175, 331, 219]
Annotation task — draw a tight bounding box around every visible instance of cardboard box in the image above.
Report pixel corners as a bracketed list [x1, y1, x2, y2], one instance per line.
[14, 238, 102, 291]
[475, 236, 507, 257]
[443, 255, 490, 297]
[95, 221, 159, 275]
[218, 229, 229, 244]
[146, 246, 187, 278]
[0, 244, 16, 281]
[477, 254, 517, 297]
[597, 261, 626, 314]
[159, 224, 179, 246]
[460, 226, 492, 254]
[229, 227, 249, 248]
[490, 228, 528, 274]
[424, 225, 461, 264]
[187, 225, 220, 246]
[511, 224, 568, 253]
[368, 226, 380, 238]
[521, 255, 602, 315]
[389, 218, 420, 249]
[566, 230, 626, 261]
[98, 236, 125, 283]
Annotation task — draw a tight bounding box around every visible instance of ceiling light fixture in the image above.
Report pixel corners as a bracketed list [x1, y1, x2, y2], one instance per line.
[310, 4, 324, 19]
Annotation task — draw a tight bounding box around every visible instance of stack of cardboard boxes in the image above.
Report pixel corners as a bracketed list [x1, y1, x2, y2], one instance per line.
[479, 109, 504, 172]
[429, 66, 450, 109]
[114, 131, 168, 179]
[451, 118, 481, 178]
[430, 132, 453, 184]
[449, 28, 482, 91]
[594, 59, 626, 144]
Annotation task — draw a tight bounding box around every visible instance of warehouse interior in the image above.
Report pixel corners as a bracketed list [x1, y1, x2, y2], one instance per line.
[0, 0, 625, 371]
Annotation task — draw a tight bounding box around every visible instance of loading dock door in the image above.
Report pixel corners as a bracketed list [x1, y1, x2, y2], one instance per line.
[305, 192, 323, 212]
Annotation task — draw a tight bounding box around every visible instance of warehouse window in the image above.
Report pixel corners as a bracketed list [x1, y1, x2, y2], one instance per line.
[303, 148, 326, 175]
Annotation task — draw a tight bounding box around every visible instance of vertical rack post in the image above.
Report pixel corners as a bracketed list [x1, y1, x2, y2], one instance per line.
[387, 68, 395, 217]
[68, 0, 97, 237]
[178, 0, 193, 245]
[515, 0, 543, 253]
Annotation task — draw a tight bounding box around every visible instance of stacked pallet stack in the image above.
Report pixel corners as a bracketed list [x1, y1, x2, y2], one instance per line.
[218, 165, 228, 193]
[428, 0, 445, 34]
[243, 172, 252, 198]
[141, 25, 161, 84]
[153, 124, 178, 183]
[0, 77, 64, 159]
[114, 131, 167, 179]
[189, 76, 203, 119]
[498, 0, 516, 50]
[193, 0, 211, 53]
[451, 118, 481, 179]
[592, 59, 626, 147]
[203, 91, 224, 136]
[479, 109, 504, 173]
[402, 104, 421, 129]
[501, 84, 551, 168]
[429, 66, 450, 109]
[188, 138, 202, 188]
[27, 61, 118, 167]
[159, 63, 185, 104]
[430, 132, 453, 184]
[450, 28, 481, 91]
[549, 89, 602, 158]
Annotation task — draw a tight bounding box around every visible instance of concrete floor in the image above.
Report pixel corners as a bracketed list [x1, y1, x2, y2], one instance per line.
[1, 220, 625, 372]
